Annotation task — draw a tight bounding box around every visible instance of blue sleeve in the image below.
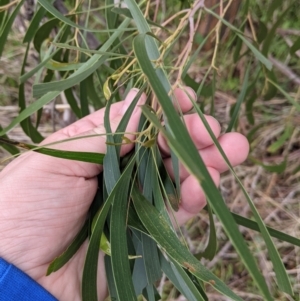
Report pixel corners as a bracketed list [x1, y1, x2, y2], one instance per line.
[0, 258, 58, 301]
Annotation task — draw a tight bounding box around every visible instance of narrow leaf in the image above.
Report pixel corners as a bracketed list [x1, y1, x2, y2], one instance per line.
[231, 212, 300, 247]
[226, 65, 250, 132]
[159, 254, 207, 301]
[250, 157, 287, 174]
[0, 91, 60, 136]
[290, 36, 300, 55]
[81, 156, 136, 301]
[23, 6, 46, 43]
[132, 187, 243, 301]
[0, 137, 105, 164]
[33, 19, 131, 98]
[134, 34, 273, 300]
[0, 126, 19, 155]
[19, 43, 44, 143]
[0, 0, 25, 58]
[195, 203, 217, 260]
[188, 100, 293, 295]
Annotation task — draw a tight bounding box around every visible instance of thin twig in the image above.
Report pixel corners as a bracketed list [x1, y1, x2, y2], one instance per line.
[210, 0, 234, 70]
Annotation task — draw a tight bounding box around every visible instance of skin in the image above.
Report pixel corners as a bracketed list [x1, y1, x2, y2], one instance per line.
[0, 87, 249, 301]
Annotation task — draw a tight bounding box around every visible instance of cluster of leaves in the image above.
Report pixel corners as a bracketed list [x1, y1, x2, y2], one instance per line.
[1, 0, 300, 300]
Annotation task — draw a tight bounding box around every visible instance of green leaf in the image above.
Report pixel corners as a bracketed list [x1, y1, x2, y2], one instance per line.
[18, 43, 44, 143]
[23, 6, 46, 43]
[290, 36, 300, 55]
[256, 20, 268, 44]
[33, 17, 60, 53]
[266, 0, 282, 20]
[151, 148, 173, 222]
[245, 93, 257, 125]
[160, 254, 207, 301]
[1, 20, 131, 136]
[32, 56, 106, 98]
[81, 154, 136, 301]
[110, 177, 136, 301]
[0, 0, 9, 27]
[134, 33, 273, 300]
[267, 125, 293, 153]
[82, 193, 111, 300]
[112, 7, 169, 32]
[103, 97, 121, 191]
[142, 284, 160, 301]
[45, 60, 85, 71]
[183, 74, 213, 98]
[132, 187, 243, 301]
[135, 150, 163, 285]
[37, 0, 91, 31]
[130, 199, 300, 250]
[20, 48, 60, 84]
[47, 220, 88, 275]
[106, 0, 118, 31]
[104, 98, 136, 301]
[0, 126, 19, 155]
[0, 0, 25, 58]
[80, 74, 90, 117]
[226, 65, 250, 132]
[195, 203, 217, 260]
[124, 0, 159, 61]
[188, 103, 293, 295]
[112, 7, 133, 19]
[182, 34, 210, 79]
[105, 256, 119, 301]
[37, 0, 130, 33]
[21, 23, 69, 84]
[141, 234, 162, 283]
[0, 144, 19, 156]
[247, 122, 265, 142]
[250, 157, 287, 174]
[262, 5, 292, 56]
[64, 88, 82, 118]
[231, 212, 300, 247]
[237, 33, 272, 70]
[34, 148, 105, 164]
[32, 19, 131, 98]
[0, 91, 60, 136]
[85, 74, 102, 110]
[0, 137, 105, 164]
[124, 0, 182, 207]
[262, 69, 278, 100]
[233, 27, 244, 63]
[267, 79, 300, 111]
[161, 164, 180, 212]
[115, 84, 147, 153]
[125, 0, 182, 208]
[51, 42, 130, 57]
[132, 237, 148, 295]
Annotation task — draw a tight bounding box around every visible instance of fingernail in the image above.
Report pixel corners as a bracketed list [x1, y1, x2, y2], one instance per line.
[121, 88, 140, 114]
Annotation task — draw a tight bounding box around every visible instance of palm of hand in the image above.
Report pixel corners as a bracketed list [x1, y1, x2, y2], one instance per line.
[0, 152, 100, 300]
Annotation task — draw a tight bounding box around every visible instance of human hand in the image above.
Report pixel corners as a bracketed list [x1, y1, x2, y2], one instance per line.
[0, 87, 249, 301]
